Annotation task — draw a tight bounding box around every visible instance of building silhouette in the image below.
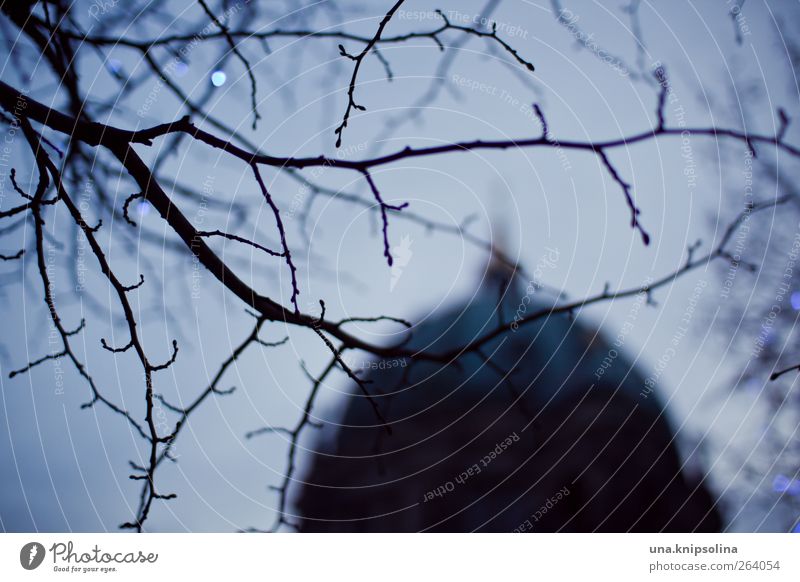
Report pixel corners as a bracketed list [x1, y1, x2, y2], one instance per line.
[297, 263, 721, 532]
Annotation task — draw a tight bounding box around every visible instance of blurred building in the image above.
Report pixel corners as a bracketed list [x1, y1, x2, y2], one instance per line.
[297, 261, 721, 532]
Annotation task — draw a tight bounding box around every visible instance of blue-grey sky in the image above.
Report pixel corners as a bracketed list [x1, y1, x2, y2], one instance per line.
[1, 0, 799, 532]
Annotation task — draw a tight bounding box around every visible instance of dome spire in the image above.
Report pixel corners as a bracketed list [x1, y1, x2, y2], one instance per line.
[483, 217, 520, 290]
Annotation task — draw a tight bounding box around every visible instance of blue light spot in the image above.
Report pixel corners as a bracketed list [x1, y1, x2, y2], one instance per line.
[137, 201, 150, 216]
[174, 61, 189, 77]
[210, 70, 227, 87]
[773, 474, 800, 496]
[793, 522, 800, 533]
[106, 59, 121, 75]
[791, 291, 800, 311]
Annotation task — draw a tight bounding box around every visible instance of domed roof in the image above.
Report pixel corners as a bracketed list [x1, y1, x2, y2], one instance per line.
[342, 277, 660, 427]
[297, 274, 719, 532]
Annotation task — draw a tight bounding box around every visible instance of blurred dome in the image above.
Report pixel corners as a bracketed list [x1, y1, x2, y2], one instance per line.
[297, 274, 721, 532]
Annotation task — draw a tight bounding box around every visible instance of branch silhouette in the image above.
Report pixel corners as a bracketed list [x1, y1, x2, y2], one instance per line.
[1, 0, 797, 531]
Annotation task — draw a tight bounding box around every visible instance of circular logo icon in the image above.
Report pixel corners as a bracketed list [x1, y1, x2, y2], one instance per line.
[20, 542, 46, 570]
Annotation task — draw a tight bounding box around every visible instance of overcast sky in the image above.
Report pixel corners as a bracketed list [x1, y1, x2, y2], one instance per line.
[1, 0, 799, 532]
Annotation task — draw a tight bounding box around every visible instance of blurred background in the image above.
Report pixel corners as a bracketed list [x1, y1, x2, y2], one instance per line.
[0, 0, 799, 532]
